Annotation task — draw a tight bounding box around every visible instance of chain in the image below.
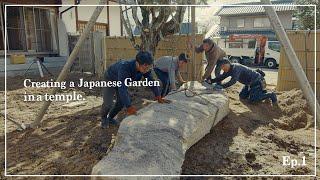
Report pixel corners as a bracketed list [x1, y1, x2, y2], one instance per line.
[168, 86, 221, 126]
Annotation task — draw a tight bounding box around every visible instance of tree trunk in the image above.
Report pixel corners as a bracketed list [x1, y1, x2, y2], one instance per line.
[120, 2, 188, 57]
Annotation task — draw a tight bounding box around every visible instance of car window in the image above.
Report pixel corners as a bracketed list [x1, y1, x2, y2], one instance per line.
[268, 42, 280, 52]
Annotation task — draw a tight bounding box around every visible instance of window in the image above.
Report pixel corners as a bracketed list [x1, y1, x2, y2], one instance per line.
[0, 5, 4, 50]
[253, 17, 270, 28]
[248, 40, 256, 49]
[35, 8, 53, 51]
[24, 7, 36, 51]
[3, 5, 57, 53]
[236, 19, 244, 28]
[229, 42, 243, 48]
[268, 41, 280, 52]
[7, 6, 26, 50]
[0, 23, 3, 50]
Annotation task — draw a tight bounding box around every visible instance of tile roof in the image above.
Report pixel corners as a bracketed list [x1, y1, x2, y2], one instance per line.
[216, 3, 296, 16]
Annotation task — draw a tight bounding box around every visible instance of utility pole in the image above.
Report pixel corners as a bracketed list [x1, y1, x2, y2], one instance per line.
[191, 0, 196, 80]
[262, 0, 320, 127]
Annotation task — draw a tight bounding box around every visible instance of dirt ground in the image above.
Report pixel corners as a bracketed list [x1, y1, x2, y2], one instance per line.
[0, 71, 319, 178]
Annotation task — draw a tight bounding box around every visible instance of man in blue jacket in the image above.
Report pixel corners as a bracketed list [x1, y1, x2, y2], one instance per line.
[101, 51, 170, 129]
[211, 59, 277, 104]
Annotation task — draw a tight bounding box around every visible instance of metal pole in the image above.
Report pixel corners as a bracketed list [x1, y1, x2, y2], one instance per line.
[191, 0, 196, 80]
[31, 0, 106, 128]
[261, 0, 320, 127]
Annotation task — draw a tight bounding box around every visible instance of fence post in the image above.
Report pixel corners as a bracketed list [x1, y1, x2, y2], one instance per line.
[93, 31, 104, 78]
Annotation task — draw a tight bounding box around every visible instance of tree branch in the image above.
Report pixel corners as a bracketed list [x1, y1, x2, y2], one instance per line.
[161, 6, 187, 36]
[120, 6, 138, 49]
[132, 6, 142, 27]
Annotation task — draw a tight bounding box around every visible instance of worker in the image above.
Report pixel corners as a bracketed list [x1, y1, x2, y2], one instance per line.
[101, 51, 171, 129]
[211, 59, 277, 104]
[193, 38, 226, 84]
[154, 53, 189, 97]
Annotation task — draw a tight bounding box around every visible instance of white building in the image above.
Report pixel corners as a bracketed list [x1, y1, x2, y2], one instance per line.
[60, 0, 122, 36]
[1, 0, 123, 77]
[59, 0, 122, 56]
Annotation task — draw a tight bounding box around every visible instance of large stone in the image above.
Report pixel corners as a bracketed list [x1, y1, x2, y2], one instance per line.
[91, 81, 229, 178]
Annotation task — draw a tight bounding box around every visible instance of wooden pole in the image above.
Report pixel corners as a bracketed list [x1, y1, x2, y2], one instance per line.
[191, 0, 196, 80]
[31, 0, 106, 128]
[262, 0, 320, 127]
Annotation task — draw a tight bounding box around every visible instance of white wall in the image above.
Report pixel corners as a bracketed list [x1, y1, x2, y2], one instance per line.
[60, 0, 121, 35]
[60, 0, 77, 33]
[57, 19, 69, 56]
[220, 12, 293, 30]
[77, 0, 108, 24]
[109, 1, 122, 36]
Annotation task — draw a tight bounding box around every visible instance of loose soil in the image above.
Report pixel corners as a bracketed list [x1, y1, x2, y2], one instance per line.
[0, 72, 319, 179]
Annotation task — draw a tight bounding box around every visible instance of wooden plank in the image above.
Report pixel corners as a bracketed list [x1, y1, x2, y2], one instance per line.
[277, 31, 319, 93]
[286, 31, 306, 51]
[280, 51, 307, 69]
[305, 31, 320, 52]
[306, 51, 319, 68]
[93, 31, 104, 77]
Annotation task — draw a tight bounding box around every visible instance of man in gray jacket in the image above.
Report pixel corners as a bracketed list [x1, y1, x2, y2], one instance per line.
[194, 38, 226, 83]
[154, 53, 189, 97]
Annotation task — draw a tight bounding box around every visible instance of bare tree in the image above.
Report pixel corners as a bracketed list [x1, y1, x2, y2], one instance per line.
[119, 0, 189, 55]
[294, 0, 319, 30]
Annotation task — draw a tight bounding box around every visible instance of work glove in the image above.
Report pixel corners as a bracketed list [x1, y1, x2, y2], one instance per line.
[213, 83, 223, 91]
[127, 106, 137, 115]
[199, 76, 206, 83]
[155, 96, 171, 104]
[205, 78, 213, 84]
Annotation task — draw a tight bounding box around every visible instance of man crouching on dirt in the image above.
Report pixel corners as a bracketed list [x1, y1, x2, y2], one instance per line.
[210, 59, 277, 104]
[194, 38, 226, 84]
[154, 53, 189, 97]
[101, 51, 171, 129]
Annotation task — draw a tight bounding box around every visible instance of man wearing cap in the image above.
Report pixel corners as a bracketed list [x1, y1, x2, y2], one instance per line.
[101, 51, 170, 129]
[211, 60, 277, 104]
[154, 53, 189, 97]
[194, 38, 226, 83]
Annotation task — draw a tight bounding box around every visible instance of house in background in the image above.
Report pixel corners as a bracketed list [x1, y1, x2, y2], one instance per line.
[60, 0, 122, 37]
[1, 0, 123, 77]
[1, 0, 61, 56]
[59, 0, 122, 57]
[0, 0, 65, 77]
[0, 0, 122, 56]
[215, 0, 295, 41]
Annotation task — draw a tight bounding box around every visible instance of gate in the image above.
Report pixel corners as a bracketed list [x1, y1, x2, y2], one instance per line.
[68, 31, 104, 76]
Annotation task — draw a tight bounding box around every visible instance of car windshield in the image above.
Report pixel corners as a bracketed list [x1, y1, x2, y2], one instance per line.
[268, 41, 280, 52]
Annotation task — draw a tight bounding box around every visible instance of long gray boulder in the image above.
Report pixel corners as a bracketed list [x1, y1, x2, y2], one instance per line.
[91, 81, 229, 178]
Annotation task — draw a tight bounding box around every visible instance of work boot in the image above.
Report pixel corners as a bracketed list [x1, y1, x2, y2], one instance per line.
[109, 118, 120, 126]
[101, 118, 109, 129]
[270, 92, 277, 104]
